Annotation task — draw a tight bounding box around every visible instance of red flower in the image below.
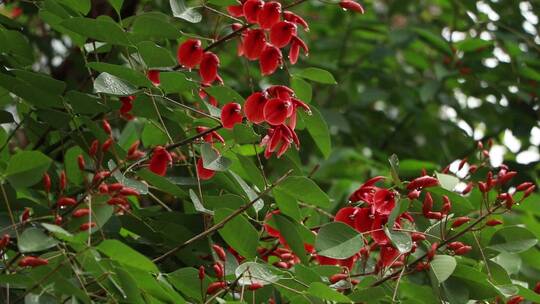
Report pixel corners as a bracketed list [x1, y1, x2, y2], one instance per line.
[284, 11, 309, 31]
[243, 0, 264, 23]
[264, 210, 281, 237]
[177, 39, 204, 69]
[261, 124, 299, 158]
[353, 207, 373, 232]
[120, 96, 135, 120]
[289, 35, 308, 64]
[80, 222, 97, 231]
[258, 1, 282, 29]
[43, 173, 51, 193]
[221, 102, 243, 129]
[270, 21, 296, 48]
[407, 176, 439, 190]
[266, 85, 294, 99]
[242, 29, 267, 60]
[371, 215, 390, 246]
[379, 246, 400, 267]
[18, 256, 48, 268]
[147, 70, 160, 86]
[73, 208, 90, 218]
[149, 146, 172, 176]
[349, 176, 385, 203]
[334, 207, 358, 227]
[199, 88, 218, 107]
[196, 126, 225, 144]
[263, 98, 293, 125]
[197, 158, 216, 180]
[244, 92, 268, 123]
[199, 52, 220, 85]
[227, 4, 244, 17]
[206, 282, 227, 294]
[259, 44, 282, 75]
[339, 0, 365, 14]
[372, 189, 395, 215]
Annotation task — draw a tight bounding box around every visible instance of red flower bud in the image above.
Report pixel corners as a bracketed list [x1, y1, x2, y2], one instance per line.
[199, 52, 220, 85]
[422, 192, 433, 213]
[128, 140, 140, 156]
[507, 296, 524, 304]
[447, 242, 464, 251]
[108, 183, 124, 192]
[101, 137, 114, 152]
[206, 281, 227, 294]
[0, 234, 10, 250]
[212, 244, 227, 261]
[198, 265, 205, 280]
[462, 182, 473, 195]
[452, 217, 470, 228]
[259, 44, 282, 76]
[454, 245, 472, 255]
[263, 98, 293, 126]
[149, 146, 172, 176]
[426, 211, 443, 220]
[221, 102, 243, 129]
[270, 21, 296, 48]
[411, 232, 426, 242]
[18, 256, 48, 268]
[89, 139, 99, 156]
[197, 158, 216, 180]
[407, 176, 439, 190]
[77, 155, 85, 171]
[516, 182, 533, 191]
[329, 273, 349, 284]
[339, 0, 365, 13]
[248, 282, 264, 290]
[242, 29, 266, 60]
[408, 190, 421, 200]
[60, 170, 67, 191]
[120, 187, 140, 197]
[92, 170, 110, 183]
[80, 222, 97, 231]
[478, 182, 488, 193]
[468, 165, 478, 173]
[427, 242, 438, 260]
[534, 282, 540, 294]
[524, 185, 536, 198]
[486, 219, 503, 226]
[458, 158, 467, 170]
[177, 39, 204, 69]
[243, 0, 264, 23]
[258, 1, 281, 29]
[43, 173, 51, 193]
[58, 197, 77, 207]
[442, 195, 452, 214]
[244, 92, 268, 123]
[107, 196, 128, 206]
[102, 119, 112, 135]
[147, 70, 160, 86]
[73, 208, 90, 218]
[213, 262, 224, 278]
[55, 215, 62, 225]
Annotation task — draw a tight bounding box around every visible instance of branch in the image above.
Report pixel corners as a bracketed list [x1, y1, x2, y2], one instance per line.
[152, 169, 294, 263]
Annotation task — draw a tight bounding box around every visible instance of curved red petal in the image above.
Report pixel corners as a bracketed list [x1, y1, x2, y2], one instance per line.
[177, 39, 203, 69]
[258, 1, 281, 29]
[243, 0, 264, 23]
[259, 45, 282, 76]
[149, 147, 172, 176]
[197, 158, 216, 180]
[221, 102, 243, 129]
[244, 92, 267, 123]
[334, 207, 358, 227]
[199, 52, 220, 85]
[270, 21, 296, 48]
[242, 29, 267, 60]
[263, 98, 293, 125]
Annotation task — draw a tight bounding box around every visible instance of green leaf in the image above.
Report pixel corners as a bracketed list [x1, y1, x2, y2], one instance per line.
[159, 72, 196, 93]
[6, 151, 52, 188]
[94, 72, 138, 96]
[64, 146, 86, 185]
[302, 106, 331, 159]
[436, 172, 459, 191]
[388, 154, 403, 187]
[108, 0, 124, 15]
[168, 267, 210, 301]
[430, 255, 456, 283]
[189, 189, 213, 215]
[488, 226, 538, 253]
[132, 13, 180, 40]
[170, 0, 202, 23]
[87, 62, 152, 87]
[291, 76, 312, 103]
[307, 282, 351, 303]
[137, 169, 186, 198]
[273, 188, 301, 221]
[137, 42, 177, 68]
[97, 239, 158, 272]
[315, 222, 363, 259]
[57, 0, 91, 14]
[235, 262, 280, 286]
[414, 28, 452, 55]
[385, 227, 412, 253]
[204, 86, 244, 104]
[296, 68, 337, 84]
[201, 143, 232, 171]
[275, 176, 330, 208]
[18, 227, 59, 253]
[214, 208, 258, 258]
[273, 214, 309, 263]
[60, 17, 131, 46]
[229, 170, 263, 212]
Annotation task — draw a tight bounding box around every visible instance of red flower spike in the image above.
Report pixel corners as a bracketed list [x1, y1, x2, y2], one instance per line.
[486, 219, 503, 226]
[206, 282, 227, 294]
[199, 52, 220, 85]
[339, 0, 365, 13]
[258, 1, 281, 29]
[43, 173, 51, 193]
[98, 183, 109, 193]
[248, 283, 264, 291]
[260, 44, 282, 75]
[77, 155, 85, 171]
[80, 222, 97, 231]
[58, 197, 77, 207]
[212, 244, 227, 261]
[18, 256, 48, 268]
[373, 189, 395, 215]
[198, 266, 205, 280]
[177, 39, 204, 69]
[197, 158, 216, 180]
[243, 0, 264, 23]
[73, 208, 90, 218]
[227, 4, 244, 17]
[452, 217, 470, 228]
[284, 11, 309, 31]
[221, 102, 243, 129]
[0, 234, 10, 250]
[263, 98, 293, 125]
[407, 176, 438, 190]
[242, 29, 267, 60]
[149, 146, 172, 176]
[270, 21, 297, 48]
[147, 70, 160, 86]
[244, 92, 268, 123]
[289, 35, 308, 65]
[89, 139, 99, 156]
